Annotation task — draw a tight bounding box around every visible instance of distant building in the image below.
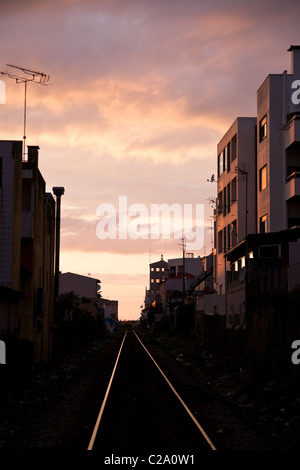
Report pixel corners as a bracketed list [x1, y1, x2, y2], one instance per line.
[59, 272, 101, 320]
[149, 255, 168, 305]
[144, 253, 202, 323]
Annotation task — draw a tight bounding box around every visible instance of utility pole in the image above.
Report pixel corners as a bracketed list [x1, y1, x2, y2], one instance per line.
[235, 165, 249, 276]
[180, 237, 186, 302]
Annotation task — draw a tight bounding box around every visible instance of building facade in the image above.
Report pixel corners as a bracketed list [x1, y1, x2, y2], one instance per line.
[59, 272, 101, 320]
[217, 46, 300, 331]
[0, 141, 24, 335]
[19, 146, 56, 363]
[0, 143, 57, 364]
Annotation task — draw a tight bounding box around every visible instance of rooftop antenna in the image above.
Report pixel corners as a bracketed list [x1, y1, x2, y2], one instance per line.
[0, 64, 50, 160]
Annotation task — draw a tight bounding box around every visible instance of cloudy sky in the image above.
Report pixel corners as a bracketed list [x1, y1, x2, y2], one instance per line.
[1, 0, 300, 319]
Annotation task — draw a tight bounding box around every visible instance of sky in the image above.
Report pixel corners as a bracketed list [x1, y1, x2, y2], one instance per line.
[1, 0, 300, 320]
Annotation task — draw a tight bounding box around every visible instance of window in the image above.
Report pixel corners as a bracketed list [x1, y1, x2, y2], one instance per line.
[231, 134, 237, 162]
[259, 245, 280, 258]
[231, 177, 237, 202]
[227, 183, 231, 214]
[227, 143, 231, 172]
[259, 115, 267, 141]
[260, 214, 268, 233]
[223, 148, 227, 172]
[218, 191, 223, 215]
[218, 152, 223, 176]
[227, 224, 231, 251]
[231, 219, 237, 246]
[218, 230, 223, 253]
[259, 164, 267, 191]
[22, 180, 32, 211]
[156, 267, 160, 272]
[223, 188, 226, 216]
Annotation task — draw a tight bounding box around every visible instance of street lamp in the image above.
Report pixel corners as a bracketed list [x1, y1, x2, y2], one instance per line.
[53, 187, 65, 303]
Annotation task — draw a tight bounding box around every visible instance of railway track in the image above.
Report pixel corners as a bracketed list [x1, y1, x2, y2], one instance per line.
[87, 329, 216, 461]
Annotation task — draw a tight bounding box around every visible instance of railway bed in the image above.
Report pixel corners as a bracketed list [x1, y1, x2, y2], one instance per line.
[88, 329, 216, 459]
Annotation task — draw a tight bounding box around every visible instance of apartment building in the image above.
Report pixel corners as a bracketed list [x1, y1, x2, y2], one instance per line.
[19, 146, 56, 363]
[257, 45, 300, 238]
[216, 45, 300, 331]
[0, 141, 24, 334]
[215, 117, 257, 297]
[0, 142, 56, 364]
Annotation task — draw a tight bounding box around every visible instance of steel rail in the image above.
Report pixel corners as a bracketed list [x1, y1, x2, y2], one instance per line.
[87, 330, 128, 451]
[133, 330, 217, 451]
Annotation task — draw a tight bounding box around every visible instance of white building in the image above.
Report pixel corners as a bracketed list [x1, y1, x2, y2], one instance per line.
[215, 45, 300, 329]
[215, 117, 257, 300]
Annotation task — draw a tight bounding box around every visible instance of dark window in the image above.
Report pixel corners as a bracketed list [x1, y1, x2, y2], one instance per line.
[259, 245, 280, 258]
[231, 134, 237, 162]
[22, 180, 32, 211]
[223, 227, 227, 253]
[218, 230, 223, 253]
[227, 143, 231, 172]
[227, 183, 231, 213]
[259, 115, 267, 141]
[223, 148, 227, 172]
[218, 152, 223, 176]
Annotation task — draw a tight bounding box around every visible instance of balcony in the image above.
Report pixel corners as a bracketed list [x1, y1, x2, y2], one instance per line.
[285, 172, 300, 200]
[284, 116, 300, 149]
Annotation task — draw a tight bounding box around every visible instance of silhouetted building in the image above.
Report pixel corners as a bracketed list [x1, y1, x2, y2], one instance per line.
[19, 146, 56, 363]
[0, 141, 24, 334]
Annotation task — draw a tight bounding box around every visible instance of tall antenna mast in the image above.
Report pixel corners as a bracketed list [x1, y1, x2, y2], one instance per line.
[0, 64, 50, 160]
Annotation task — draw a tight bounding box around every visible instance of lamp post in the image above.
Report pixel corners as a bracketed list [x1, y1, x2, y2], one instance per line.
[53, 187, 65, 305]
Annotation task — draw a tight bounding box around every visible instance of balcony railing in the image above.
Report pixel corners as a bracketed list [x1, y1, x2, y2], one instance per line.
[285, 172, 300, 200]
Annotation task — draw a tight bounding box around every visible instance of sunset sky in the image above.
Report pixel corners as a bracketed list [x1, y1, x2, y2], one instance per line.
[1, 0, 300, 320]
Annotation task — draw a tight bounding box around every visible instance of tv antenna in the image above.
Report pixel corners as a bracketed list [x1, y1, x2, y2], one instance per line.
[0, 64, 50, 160]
